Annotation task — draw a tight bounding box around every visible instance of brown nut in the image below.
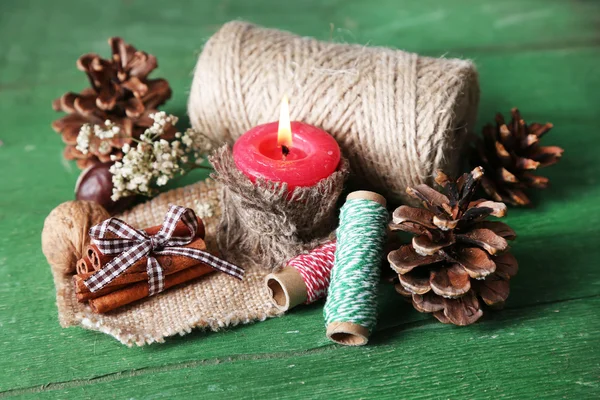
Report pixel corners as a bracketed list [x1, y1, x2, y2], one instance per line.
[41, 201, 110, 275]
[75, 162, 135, 214]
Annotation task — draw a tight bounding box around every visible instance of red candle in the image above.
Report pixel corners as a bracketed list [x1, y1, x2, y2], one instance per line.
[233, 99, 341, 191]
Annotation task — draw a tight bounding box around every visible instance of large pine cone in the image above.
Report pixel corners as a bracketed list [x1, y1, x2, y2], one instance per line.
[472, 108, 563, 206]
[388, 167, 518, 326]
[52, 37, 172, 169]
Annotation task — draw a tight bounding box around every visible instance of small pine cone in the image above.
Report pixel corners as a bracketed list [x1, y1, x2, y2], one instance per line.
[472, 108, 564, 206]
[51, 37, 172, 169]
[388, 167, 518, 326]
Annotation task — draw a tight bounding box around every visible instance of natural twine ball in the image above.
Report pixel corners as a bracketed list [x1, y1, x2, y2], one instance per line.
[188, 21, 480, 203]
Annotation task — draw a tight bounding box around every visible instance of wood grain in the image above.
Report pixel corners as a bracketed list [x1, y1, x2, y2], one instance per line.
[3, 298, 599, 398]
[0, 0, 599, 398]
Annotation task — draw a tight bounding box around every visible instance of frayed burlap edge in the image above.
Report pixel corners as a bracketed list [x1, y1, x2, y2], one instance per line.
[51, 179, 282, 346]
[210, 145, 349, 271]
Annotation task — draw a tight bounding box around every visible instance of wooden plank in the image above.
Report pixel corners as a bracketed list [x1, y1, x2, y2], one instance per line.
[4, 297, 598, 399]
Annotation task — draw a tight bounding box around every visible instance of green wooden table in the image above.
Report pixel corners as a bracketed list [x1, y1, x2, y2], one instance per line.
[1, 0, 598, 398]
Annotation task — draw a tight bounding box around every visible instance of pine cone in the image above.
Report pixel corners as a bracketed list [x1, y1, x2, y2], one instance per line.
[388, 167, 518, 326]
[472, 108, 564, 206]
[52, 37, 172, 169]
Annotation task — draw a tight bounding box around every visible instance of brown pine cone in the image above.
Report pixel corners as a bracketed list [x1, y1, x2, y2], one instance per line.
[52, 37, 172, 169]
[388, 167, 518, 326]
[472, 108, 564, 206]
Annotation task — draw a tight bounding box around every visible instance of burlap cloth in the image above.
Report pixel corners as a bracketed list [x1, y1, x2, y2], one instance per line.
[211, 146, 349, 271]
[52, 179, 281, 346]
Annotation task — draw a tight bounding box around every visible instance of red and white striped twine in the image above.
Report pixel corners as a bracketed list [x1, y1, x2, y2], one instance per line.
[288, 241, 336, 304]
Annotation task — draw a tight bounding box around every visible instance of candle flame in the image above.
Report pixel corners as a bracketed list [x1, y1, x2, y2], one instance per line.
[277, 96, 292, 148]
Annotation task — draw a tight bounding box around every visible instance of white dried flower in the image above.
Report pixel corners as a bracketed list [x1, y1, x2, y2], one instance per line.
[194, 202, 214, 219]
[97, 140, 112, 155]
[76, 124, 92, 154]
[156, 175, 168, 186]
[75, 120, 120, 155]
[110, 112, 215, 200]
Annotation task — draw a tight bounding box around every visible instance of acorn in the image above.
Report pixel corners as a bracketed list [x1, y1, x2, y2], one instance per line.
[75, 162, 135, 214]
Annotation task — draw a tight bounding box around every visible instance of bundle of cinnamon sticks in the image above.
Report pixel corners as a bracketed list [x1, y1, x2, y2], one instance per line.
[74, 217, 215, 313]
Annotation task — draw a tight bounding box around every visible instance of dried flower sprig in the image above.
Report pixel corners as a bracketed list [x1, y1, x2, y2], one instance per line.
[105, 112, 214, 201]
[76, 120, 122, 156]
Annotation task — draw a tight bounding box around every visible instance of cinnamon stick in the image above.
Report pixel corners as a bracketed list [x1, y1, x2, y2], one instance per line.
[75, 238, 208, 301]
[143, 216, 205, 239]
[76, 271, 150, 294]
[88, 264, 215, 313]
[75, 279, 129, 302]
[76, 257, 94, 274]
[87, 234, 206, 275]
[86, 216, 205, 270]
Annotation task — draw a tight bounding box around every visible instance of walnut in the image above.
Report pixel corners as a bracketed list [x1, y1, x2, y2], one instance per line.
[42, 201, 109, 275]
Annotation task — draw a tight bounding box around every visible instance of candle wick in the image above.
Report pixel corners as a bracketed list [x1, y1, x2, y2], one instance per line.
[281, 145, 290, 158]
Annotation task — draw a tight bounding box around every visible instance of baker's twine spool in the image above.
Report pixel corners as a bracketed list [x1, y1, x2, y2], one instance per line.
[265, 241, 336, 312]
[323, 191, 388, 346]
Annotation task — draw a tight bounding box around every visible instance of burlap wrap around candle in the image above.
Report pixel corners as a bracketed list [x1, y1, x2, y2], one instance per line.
[210, 146, 348, 270]
[188, 21, 480, 203]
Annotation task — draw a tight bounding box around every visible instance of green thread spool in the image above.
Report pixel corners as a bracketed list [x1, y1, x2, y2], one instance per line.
[324, 191, 388, 346]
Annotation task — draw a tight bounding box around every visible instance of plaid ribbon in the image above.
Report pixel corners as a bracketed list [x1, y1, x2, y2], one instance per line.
[84, 205, 244, 295]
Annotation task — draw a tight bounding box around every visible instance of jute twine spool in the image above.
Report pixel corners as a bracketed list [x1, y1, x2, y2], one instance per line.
[323, 191, 388, 346]
[210, 146, 349, 270]
[188, 21, 480, 204]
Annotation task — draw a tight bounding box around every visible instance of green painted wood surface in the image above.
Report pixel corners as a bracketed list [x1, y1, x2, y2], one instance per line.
[0, 0, 598, 398]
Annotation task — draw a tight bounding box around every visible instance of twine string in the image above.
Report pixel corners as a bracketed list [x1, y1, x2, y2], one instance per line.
[323, 199, 388, 333]
[288, 241, 336, 304]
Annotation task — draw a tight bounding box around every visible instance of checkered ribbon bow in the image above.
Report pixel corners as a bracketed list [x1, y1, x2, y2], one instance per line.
[83, 205, 244, 296]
